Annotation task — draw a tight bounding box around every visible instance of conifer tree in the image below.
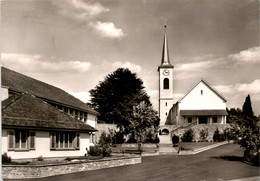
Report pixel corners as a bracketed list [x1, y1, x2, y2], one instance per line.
[242, 95, 254, 118]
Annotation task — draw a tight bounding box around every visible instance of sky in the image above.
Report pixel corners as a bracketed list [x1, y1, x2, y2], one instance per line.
[1, 0, 260, 115]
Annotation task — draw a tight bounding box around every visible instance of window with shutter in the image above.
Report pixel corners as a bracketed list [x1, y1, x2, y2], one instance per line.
[8, 130, 33, 151]
[50, 132, 78, 150]
[30, 132, 35, 149]
[8, 130, 14, 150]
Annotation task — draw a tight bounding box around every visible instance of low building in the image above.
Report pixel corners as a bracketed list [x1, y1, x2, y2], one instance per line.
[165, 79, 228, 126]
[1, 67, 99, 160]
[2, 93, 96, 160]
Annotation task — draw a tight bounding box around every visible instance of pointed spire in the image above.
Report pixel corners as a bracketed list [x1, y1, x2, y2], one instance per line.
[159, 22, 173, 69]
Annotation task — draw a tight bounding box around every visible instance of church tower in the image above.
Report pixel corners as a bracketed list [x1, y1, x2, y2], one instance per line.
[158, 24, 174, 126]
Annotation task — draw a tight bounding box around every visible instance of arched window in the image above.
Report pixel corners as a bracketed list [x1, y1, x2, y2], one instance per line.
[163, 78, 169, 89]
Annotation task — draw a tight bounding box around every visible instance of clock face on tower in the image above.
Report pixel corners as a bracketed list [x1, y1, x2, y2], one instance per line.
[163, 69, 169, 76]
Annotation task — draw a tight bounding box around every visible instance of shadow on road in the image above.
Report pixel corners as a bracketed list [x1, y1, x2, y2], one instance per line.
[210, 155, 244, 162]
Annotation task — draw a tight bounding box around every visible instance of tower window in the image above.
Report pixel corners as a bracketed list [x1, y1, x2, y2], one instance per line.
[165, 102, 167, 106]
[201, 90, 203, 95]
[166, 112, 167, 116]
[163, 78, 169, 89]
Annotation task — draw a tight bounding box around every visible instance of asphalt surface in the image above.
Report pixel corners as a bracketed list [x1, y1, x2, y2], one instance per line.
[5, 144, 260, 181]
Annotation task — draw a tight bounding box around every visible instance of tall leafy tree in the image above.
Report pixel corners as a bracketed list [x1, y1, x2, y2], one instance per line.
[128, 101, 158, 150]
[89, 68, 151, 133]
[229, 96, 259, 165]
[242, 95, 254, 118]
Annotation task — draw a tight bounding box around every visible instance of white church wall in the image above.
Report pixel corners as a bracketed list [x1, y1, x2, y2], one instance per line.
[179, 81, 226, 110]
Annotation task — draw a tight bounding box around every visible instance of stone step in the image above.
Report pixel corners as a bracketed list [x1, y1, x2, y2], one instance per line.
[159, 144, 178, 155]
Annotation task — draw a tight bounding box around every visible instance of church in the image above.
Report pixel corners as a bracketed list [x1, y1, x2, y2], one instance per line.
[158, 25, 228, 133]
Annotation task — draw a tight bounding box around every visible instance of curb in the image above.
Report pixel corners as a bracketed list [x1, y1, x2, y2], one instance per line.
[179, 141, 233, 155]
[228, 176, 260, 181]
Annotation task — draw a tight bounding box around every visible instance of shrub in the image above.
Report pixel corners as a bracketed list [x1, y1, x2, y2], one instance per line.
[114, 131, 125, 144]
[65, 157, 72, 161]
[153, 134, 160, 143]
[127, 133, 137, 143]
[172, 135, 179, 146]
[199, 128, 209, 142]
[89, 146, 102, 156]
[98, 132, 112, 157]
[213, 128, 226, 142]
[36, 156, 44, 161]
[181, 129, 194, 142]
[213, 128, 220, 142]
[2, 153, 11, 164]
[244, 149, 260, 166]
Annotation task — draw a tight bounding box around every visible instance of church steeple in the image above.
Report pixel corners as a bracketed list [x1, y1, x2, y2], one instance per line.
[158, 22, 174, 126]
[159, 23, 174, 69]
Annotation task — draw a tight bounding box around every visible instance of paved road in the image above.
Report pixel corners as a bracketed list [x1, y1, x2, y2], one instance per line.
[6, 144, 260, 181]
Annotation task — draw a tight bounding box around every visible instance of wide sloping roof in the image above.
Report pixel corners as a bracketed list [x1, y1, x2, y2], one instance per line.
[180, 110, 228, 116]
[2, 93, 97, 132]
[179, 79, 227, 102]
[1, 67, 98, 115]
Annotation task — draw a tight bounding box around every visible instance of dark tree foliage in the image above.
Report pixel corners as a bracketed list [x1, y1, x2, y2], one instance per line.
[181, 129, 194, 142]
[89, 68, 150, 133]
[172, 135, 179, 146]
[242, 95, 254, 118]
[228, 97, 260, 165]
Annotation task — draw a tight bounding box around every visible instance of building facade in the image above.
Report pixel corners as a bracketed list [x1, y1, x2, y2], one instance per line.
[1, 67, 98, 160]
[165, 79, 228, 126]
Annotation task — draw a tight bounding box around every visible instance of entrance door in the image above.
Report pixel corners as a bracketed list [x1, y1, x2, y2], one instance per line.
[199, 116, 208, 124]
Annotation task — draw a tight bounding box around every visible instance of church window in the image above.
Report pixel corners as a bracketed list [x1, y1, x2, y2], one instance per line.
[201, 90, 203, 95]
[165, 102, 167, 106]
[163, 78, 169, 89]
[166, 112, 167, 116]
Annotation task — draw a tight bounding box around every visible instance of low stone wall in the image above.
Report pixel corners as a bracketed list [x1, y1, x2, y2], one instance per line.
[121, 143, 158, 148]
[172, 124, 231, 142]
[2, 156, 141, 179]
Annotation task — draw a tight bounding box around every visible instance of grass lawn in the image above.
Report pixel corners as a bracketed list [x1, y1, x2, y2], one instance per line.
[178, 142, 217, 150]
[111, 144, 159, 153]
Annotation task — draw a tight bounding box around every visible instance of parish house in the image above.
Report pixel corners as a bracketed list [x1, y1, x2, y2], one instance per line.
[1, 67, 98, 160]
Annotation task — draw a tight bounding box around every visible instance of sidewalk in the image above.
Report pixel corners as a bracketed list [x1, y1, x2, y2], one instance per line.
[159, 141, 232, 155]
[228, 176, 260, 181]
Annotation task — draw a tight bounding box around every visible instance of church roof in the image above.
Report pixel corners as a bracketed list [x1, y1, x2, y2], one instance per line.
[158, 24, 174, 70]
[2, 93, 97, 132]
[179, 79, 227, 102]
[1, 67, 98, 115]
[180, 110, 228, 116]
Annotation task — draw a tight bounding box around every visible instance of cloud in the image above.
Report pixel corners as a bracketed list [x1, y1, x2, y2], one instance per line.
[112, 61, 141, 72]
[52, 0, 109, 21]
[235, 79, 260, 94]
[89, 21, 126, 39]
[229, 47, 260, 63]
[1, 53, 91, 73]
[213, 85, 233, 93]
[52, 0, 125, 39]
[69, 91, 91, 103]
[175, 60, 217, 72]
[213, 79, 260, 96]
